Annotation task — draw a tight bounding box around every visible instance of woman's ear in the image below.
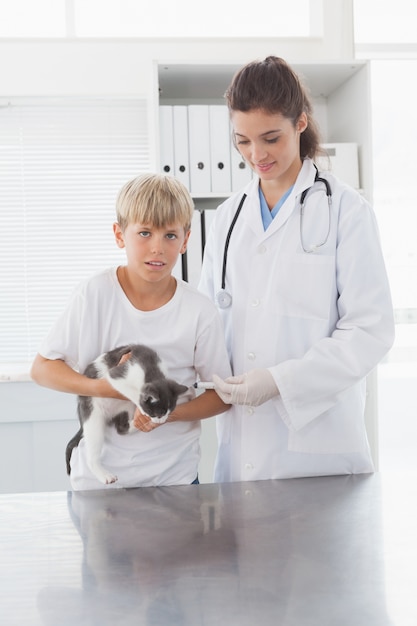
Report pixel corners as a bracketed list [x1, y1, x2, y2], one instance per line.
[113, 222, 125, 249]
[297, 112, 308, 133]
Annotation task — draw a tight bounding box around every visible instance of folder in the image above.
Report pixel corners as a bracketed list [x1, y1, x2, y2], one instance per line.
[159, 105, 174, 176]
[184, 210, 203, 287]
[230, 142, 252, 191]
[316, 143, 360, 189]
[173, 105, 190, 189]
[201, 208, 216, 255]
[209, 105, 232, 194]
[188, 105, 211, 194]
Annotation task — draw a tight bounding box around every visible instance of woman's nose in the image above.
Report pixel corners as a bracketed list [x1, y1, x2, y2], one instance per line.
[251, 143, 268, 162]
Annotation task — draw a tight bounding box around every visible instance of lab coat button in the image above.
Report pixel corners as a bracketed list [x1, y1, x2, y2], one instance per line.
[258, 245, 266, 254]
[245, 463, 253, 470]
[246, 407, 254, 415]
[247, 352, 256, 360]
[251, 298, 260, 307]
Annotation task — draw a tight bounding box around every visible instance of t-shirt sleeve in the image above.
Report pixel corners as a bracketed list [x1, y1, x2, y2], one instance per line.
[193, 304, 231, 383]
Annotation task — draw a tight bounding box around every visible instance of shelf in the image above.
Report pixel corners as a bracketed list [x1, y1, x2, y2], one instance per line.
[158, 61, 366, 102]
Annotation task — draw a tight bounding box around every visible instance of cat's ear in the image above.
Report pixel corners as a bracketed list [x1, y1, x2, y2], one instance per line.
[106, 345, 133, 372]
[170, 381, 188, 396]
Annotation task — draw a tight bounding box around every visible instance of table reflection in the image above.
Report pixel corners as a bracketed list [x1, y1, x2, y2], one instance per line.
[1, 475, 408, 625]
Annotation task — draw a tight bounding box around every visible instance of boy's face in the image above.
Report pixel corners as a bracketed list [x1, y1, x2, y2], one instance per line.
[113, 221, 190, 285]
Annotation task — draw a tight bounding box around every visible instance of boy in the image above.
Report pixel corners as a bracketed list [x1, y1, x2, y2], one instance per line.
[30, 173, 231, 490]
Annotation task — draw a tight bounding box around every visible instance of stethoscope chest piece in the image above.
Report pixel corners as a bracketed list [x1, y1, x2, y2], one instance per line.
[215, 289, 232, 309]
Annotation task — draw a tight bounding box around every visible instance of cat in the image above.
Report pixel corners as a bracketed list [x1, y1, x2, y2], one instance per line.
[66, 343, 188, 485]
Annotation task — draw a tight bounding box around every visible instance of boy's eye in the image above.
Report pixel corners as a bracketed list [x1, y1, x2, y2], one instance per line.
[166, 233, 177, 240]
[139, 231, 150, 238]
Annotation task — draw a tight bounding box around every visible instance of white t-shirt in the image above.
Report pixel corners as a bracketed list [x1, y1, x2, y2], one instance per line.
[39, 267, 231, 490]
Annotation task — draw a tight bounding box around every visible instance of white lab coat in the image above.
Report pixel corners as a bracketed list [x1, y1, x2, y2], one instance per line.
[199, 158, 395, 482]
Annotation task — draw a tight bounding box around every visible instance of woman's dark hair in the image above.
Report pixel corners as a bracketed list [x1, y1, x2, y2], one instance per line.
[225, 56, 322, 159]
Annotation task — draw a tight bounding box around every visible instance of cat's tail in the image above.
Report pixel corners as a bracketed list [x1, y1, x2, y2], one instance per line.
[65, 428, 83, 475]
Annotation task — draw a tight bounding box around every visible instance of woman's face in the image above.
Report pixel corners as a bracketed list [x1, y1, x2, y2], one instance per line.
[231, 108, 307, 187]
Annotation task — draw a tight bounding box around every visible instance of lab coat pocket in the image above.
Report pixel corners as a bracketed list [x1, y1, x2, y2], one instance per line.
[288, 392, 367, 455]
[277, 253, 335, 320]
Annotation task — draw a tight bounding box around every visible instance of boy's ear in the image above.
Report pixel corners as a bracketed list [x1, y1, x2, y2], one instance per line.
[180, 229, 191, 254]
[113, 222, 125, 248]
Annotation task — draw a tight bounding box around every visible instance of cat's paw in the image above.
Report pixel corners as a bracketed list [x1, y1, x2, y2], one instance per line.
[90, 464, 118, 485]
[104, 473, 118, 485]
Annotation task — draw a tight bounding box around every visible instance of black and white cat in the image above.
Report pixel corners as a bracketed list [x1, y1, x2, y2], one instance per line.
[66, 344, 188, 485]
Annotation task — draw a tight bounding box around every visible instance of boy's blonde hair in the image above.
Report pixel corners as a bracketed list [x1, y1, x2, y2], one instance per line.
[116, 173, 194, 232]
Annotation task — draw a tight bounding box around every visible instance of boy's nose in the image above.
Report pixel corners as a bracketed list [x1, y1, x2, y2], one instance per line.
[150, 236, 164, 254]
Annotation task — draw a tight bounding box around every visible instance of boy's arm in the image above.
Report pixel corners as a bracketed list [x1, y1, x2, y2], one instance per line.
[133, 390, 230, 431]
[169, 390, 229, 422]
[30, 353, 125, 398]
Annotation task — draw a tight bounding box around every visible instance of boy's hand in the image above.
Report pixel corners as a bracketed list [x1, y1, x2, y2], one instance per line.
[133, 409, 161, 432]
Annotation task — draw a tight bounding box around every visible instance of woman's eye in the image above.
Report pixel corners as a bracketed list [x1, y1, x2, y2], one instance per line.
[236, 139, 249, 146]
[266, 137, 278, 144]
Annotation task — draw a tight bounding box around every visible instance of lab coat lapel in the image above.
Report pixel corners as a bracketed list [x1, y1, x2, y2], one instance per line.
[240, 178, 265, 238]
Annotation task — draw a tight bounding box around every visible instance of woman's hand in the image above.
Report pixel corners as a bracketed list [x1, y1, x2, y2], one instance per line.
[212, 369, 279, 407]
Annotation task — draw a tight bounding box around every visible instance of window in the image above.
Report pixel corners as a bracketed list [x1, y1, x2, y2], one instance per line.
[354, 0, 417, 44]
[0, 98, 150, 372]
[0, 0, 66, 37]
[0, 0, 314, 38]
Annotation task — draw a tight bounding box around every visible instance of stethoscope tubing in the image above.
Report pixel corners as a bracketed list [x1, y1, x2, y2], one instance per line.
[220, 193, 247, 290]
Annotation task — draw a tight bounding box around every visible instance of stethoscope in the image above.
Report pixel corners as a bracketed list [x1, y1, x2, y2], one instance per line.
[215, 166, 333, 309]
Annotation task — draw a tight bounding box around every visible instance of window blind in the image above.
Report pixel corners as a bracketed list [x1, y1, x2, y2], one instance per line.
[0, 98, 150, 369]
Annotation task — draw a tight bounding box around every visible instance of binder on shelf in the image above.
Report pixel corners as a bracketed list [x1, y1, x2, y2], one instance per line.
[159, 105, 174, 176]
[184, 210, 203, 287]
[209, 105, 232, 194]
[201, 208, 216, 254]
[173, 105, 190, 189]
[316, 143, 360, 189]
[230, 142, 252, 191]
[188, 105, 211, 195]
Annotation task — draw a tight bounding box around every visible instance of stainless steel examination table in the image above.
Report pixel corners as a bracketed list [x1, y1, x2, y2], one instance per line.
[1, 473, 416, 625]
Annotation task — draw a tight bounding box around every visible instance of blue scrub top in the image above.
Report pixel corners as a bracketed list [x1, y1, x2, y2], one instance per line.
[259, 185, 294, 230]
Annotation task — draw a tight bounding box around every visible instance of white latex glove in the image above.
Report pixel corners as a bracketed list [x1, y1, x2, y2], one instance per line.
[212, 369, 279, 407]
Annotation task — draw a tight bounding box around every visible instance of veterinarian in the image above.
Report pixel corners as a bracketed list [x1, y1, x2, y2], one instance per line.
[198, 56, 395, 482]
[31, 173, 231, 490]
